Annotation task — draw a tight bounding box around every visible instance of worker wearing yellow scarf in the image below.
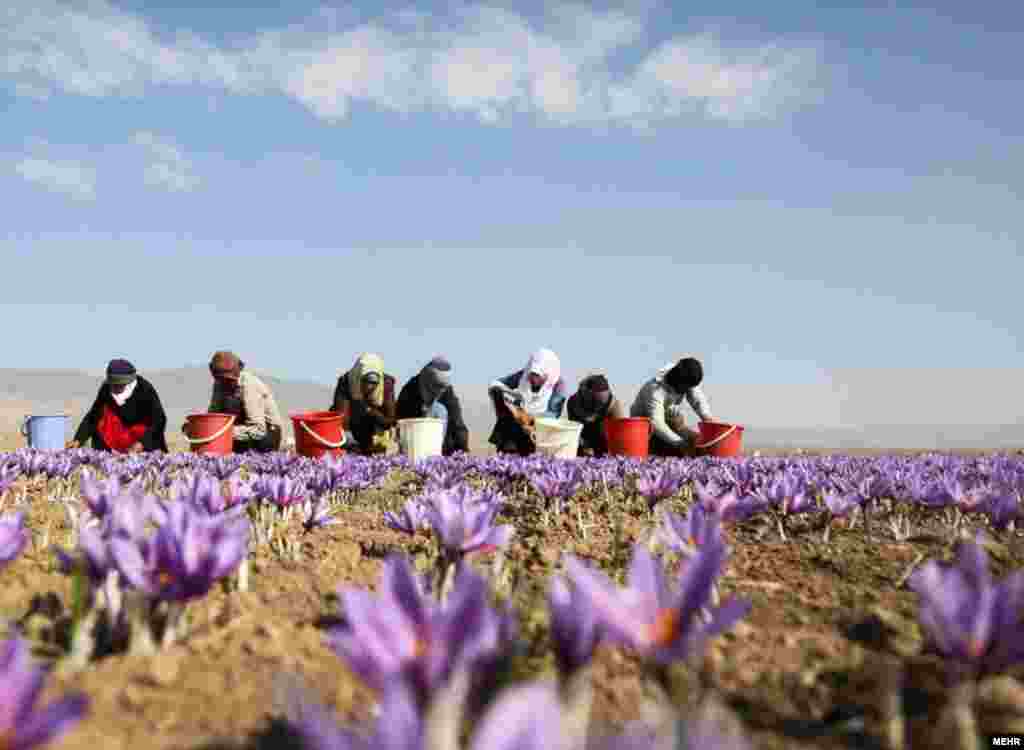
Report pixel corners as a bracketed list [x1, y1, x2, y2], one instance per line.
[331, 352, 396, 454]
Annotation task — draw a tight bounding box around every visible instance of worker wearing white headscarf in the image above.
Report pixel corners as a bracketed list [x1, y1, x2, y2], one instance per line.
[488, 348, 568, 455]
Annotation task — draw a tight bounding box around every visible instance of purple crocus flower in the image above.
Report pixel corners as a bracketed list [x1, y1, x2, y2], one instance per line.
[255, 475, 308, 508]
[284, 676, 567, 750]
[302, 496, 339, 533]
[983, 489, 1021, 531]
[529, 463, 585, 506]
[0, 636, 89, 750]
[761, 474, 816, 516]
[222, 476, 254, 510]
[548, 577, 602, 679]
[657, 505, 722, 556]
[385, 498, 430, 536]
[423, 485, 514, 561]
[284, 677, 422, 750]
[908, 533, 1024, 676]
[79, 469, 122, 519]
[1, 511, 29, 568]
[170, 472, 223, 515]
[0, 464, 21, 497]
[468, 681, 566, 750]
[325, 554, 510, 705]
[563, 539, 750, 666]
[110, 501, 249, 602]
[636, 470, 682, 509]
[694, 484, 765, 525]
[52, 524, 111, 586]
[822, 489, 860, 519]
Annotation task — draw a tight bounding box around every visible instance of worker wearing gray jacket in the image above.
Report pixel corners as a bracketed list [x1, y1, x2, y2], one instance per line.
[630, 357, 714, 457]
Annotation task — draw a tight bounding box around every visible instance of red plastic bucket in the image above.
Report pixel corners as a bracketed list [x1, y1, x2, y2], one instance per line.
[696, 421, 744, 458]
[185, 413, 235, 455]
[291, 411, 346, 459]
[605, 417, 651, 458]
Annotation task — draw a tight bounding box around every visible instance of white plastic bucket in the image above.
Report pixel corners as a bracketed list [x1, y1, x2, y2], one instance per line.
[398, 418, 445, 462]
[533, 417, 583, 459]
[22, 414, 70, 451]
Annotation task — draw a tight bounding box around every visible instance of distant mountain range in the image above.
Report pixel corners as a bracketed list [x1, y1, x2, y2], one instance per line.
[0, 367, 1021, 452]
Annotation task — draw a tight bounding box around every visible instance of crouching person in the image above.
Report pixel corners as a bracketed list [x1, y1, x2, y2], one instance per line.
[185, 351, 284, 453]
[631, 357, 714, 458]
[566, 373, 625, 457]
[68, 359, 168, 453]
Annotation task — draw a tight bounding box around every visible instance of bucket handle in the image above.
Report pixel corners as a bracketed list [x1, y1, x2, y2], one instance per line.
[20, 416, 31, 437]
[185, 415, 236, 446]
[298, 419, 347, 449]
[695, 424, 738, 451]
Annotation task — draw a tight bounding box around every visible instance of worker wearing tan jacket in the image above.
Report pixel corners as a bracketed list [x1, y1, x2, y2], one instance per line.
[184, 351, 284, 453]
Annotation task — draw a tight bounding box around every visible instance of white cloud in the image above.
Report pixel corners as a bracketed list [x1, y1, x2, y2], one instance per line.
[13, 157, 96, 199]
[133, 131, 200, 192]
[0, 1, 821, 127]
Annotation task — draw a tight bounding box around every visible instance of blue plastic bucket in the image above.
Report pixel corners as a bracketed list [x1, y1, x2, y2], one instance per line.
[21, 415, 70, 451]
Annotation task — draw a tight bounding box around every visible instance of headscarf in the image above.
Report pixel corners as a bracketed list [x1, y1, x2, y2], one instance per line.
[348, 353, 386, 407]
[662, 357, 703, 394]
[106, 359, 137, 386]
[576, 372, 612, 417]
[418, 356, 452, 406]
[518, 348, 561, 417]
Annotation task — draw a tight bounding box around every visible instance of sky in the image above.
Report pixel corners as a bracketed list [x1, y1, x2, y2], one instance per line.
[0, 1, 1021, 430]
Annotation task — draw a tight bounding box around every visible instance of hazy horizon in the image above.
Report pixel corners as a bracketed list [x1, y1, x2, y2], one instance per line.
[2, 365, 1021, 452]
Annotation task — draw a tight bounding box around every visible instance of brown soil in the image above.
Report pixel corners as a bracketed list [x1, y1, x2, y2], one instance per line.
[1, 449, 1023, 750]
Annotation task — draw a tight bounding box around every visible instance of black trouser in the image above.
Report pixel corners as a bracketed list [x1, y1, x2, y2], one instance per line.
[233, 424, 282, 454]
[649, 430, 697, 457]
[490, 416, 535, 456]
[578, 420, 609, 457]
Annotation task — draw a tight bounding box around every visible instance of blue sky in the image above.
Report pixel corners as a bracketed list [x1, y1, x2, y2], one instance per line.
[1, 1, 1021, 427]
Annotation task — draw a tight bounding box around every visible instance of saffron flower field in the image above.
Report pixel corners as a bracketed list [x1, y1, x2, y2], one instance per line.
[1, 448, 1024, 749]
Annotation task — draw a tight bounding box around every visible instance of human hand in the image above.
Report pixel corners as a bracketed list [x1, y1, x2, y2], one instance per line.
[676, 440, 697, 458]
[513, 408, 534, 428]
[65, 440, 80, 450]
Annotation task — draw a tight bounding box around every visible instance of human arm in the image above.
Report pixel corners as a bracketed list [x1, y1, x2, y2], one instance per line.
[488, 373, 522, 408]
[395, 377, 419, 420]
[489, 372, 532, 424]
[607, 397, 627, 420]
[440, 387, 470, 454]
[139, 381, 167, 451]
[565, 393, 585, 423]
[234, 377, 268, 442]
[640, 384, 686, 446]
[71, 387, 105, 446]
[360, 375, 398, 429]
[542, 380, 569, 419]
[330, 375, 351, 415]
[685, 385, 713, 422]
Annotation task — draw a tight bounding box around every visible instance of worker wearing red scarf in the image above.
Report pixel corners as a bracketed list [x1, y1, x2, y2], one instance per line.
[68, 359, 169, 453]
